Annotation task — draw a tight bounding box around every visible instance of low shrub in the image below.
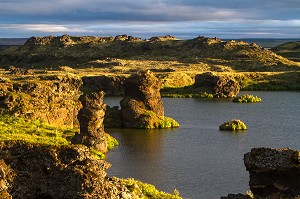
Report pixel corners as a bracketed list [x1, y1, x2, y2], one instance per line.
[219, 119, 247, 131]
[232, 94, 261, 103]
[121, 178, 182, 199]
[106, 133, 119, 150]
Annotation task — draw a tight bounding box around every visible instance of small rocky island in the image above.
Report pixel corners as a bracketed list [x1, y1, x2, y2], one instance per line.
[119, 70, 179, 129]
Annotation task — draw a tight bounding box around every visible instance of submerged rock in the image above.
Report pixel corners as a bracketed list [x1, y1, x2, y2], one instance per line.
[244, 147, 300, 199]
[194, 72, 240, 97]
[120, 70, 179, 129]
[71, 92, 107, 152]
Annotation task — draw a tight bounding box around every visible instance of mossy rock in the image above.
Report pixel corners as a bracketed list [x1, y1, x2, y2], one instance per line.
[219, 119, 247, 131]
[232, 94, 262, 103]
[139, 111, 180, 129]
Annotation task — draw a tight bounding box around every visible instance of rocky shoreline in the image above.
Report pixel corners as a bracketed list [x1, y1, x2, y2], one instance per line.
[0, 35, 300, 198]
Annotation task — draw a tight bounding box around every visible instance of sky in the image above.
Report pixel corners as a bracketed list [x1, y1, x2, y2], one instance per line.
[0, 0, 300, 39]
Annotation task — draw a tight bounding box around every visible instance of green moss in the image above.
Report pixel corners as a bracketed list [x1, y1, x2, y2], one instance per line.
[232, 94, 262, 103]
[106, 133, 119, 150]
[89, 147, 105, 160]
[121, 178, 182, 199]
[219, 119, 247, 131]
[0, 114, 119, 152]
[0, 114, 75, 145]
[140, 111, 180, 129]
[158, 117, 180, 129]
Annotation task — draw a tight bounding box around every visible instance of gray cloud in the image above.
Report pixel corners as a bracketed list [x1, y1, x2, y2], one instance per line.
[0, 0, 299, 38]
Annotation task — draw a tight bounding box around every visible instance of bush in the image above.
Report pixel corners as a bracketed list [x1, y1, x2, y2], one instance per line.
[219, 119, 247, 131]
[121, 178, 182, 199]
[232, 94, 261, 103]
[106, 133, 119, 150]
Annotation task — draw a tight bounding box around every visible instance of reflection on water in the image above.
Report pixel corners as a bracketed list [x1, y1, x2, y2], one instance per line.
[104, 92, 300, 199]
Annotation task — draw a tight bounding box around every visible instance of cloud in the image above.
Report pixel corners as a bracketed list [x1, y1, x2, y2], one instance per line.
[0, 0, 299, 38]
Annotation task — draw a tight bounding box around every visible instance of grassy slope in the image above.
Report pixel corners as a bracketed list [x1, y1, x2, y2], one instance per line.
[271, 41, 300, 62]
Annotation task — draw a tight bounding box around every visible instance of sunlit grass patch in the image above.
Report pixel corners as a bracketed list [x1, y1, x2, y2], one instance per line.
[0, 114, 76, 145]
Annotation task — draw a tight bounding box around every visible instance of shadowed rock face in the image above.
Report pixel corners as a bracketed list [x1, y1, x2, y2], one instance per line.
[71, 92, 107, 152]
[120, 70, 165, 128]
[194, 72, 240, 97]
[244, 147, 300, 199]
[0, 142, 135, 199]
[82, 75, 125, 96]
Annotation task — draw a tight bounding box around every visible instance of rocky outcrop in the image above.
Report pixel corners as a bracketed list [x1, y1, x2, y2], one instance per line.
[103, 106, 122, 128]
[24, 34, 142, 47]
[120, 70, 179, 129]
[0, 74, 82, 127]
[71, 92, 107, 152]
[0, 142, 138, 199]
[194, 72, 240, 97]
[82, 75, 125, 96]
[244, 147, 300, 199]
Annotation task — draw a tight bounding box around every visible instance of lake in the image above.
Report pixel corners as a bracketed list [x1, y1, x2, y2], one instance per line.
[104, 91, 300, 199]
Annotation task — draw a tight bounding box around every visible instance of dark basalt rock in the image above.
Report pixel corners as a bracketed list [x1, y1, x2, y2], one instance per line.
[103, 106, 122, 128]
[244, 147, 300, 199]
[82, 75, 125, 96]
[120, 70, 165, 128]
[116, 70, 179, 129]
[0, 142, 134, 199]
[71, 92, 107, 152]
[194, 72, 240, 97]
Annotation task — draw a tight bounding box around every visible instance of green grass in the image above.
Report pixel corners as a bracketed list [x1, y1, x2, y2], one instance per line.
[232, 94, 262, 103]
[0, 114, 75, 145]
[121, 178, 182, 199]
[0, 114, 119, 154]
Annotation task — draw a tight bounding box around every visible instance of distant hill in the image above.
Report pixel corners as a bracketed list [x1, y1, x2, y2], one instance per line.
[226, 38, 300, 49]
[0, 38, 27, 46]
[271, 41, 300, 62]
[0, 34, 299, 72]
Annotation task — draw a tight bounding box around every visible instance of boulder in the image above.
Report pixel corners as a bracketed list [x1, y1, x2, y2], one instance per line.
[0, 142, 135, 199]
[120, 70, 178, 129]
[71, 92, 107, 152]
[194, 72, 240, 97]
[244, 147, 300, 199]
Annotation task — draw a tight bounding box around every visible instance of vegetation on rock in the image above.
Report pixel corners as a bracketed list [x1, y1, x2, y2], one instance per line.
[232, 94, 262, 103]
[219, 119, 247, 131]
[121, 178, 182, 199]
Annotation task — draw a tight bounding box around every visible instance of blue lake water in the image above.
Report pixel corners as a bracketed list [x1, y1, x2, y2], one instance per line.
[104, 91, 300, 199]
